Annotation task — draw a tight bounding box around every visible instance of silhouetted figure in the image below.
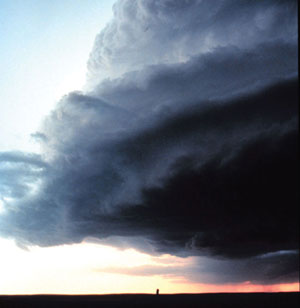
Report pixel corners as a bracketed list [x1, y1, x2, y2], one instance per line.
[156, 289, 159, 295]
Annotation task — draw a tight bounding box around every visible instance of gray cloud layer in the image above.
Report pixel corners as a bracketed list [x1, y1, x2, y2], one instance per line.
[88, 0, 297, 84]
[0, 0, 298, 284]
[0, 152, 47, 199]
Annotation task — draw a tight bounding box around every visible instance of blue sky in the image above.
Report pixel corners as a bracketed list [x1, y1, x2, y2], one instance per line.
[0, 0, 114, 152]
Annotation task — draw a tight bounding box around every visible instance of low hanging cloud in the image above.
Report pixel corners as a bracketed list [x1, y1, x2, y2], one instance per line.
[0, 0, 298, 285]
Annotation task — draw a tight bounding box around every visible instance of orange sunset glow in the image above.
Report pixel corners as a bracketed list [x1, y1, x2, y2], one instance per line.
[0, 238, 299, 295]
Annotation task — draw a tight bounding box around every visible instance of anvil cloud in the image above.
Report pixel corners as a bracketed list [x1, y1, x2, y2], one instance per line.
[0, 0, 298, 285]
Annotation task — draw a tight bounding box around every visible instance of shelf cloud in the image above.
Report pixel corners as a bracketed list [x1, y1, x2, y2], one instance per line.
[0, 0, 298, 284]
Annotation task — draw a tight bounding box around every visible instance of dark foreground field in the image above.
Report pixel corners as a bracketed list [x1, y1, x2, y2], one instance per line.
[0, 292, 298, 308]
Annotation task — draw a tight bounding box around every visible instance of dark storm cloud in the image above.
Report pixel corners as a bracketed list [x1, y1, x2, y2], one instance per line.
[0, 0, 298, 285]
[94, 41, 297, 115]
[1, 79, 297, 258]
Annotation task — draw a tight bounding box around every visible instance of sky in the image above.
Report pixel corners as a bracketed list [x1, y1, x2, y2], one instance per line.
[0, 0, 299, 294]
[0, 0, 114, 152]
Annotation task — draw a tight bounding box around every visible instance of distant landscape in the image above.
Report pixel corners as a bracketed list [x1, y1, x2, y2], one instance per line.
[0, 292, 299, 308]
